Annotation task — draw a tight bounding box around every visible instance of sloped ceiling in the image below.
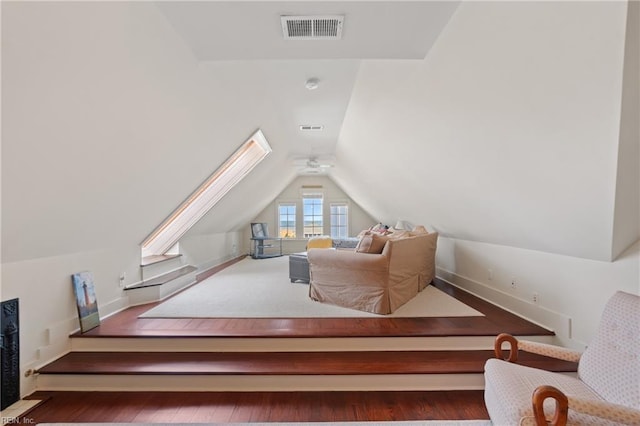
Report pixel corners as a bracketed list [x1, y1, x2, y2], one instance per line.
[2, 1, 636, 264]
[331, 1, 637, 262]
[1, 1, 458, 262]
[155, 1, 460, 61]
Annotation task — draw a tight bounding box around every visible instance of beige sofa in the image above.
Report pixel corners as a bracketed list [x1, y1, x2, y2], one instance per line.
[307, 231, 438, 315]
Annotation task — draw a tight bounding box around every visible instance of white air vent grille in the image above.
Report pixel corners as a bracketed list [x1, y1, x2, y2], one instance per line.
[299, 125, 324, 131]
[281, 15, 344, 40]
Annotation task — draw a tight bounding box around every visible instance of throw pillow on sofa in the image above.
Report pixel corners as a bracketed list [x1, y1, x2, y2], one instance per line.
[356, 232, 388, 254]
[307, 236, 333, 249]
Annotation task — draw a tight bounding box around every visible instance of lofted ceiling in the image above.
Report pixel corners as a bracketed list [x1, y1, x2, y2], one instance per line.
[2, 1, 636, 264]
[155, 1, 461, 166]
[155, 1, 461, 61]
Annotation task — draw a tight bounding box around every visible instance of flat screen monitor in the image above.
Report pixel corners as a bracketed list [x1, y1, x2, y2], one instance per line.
[251, 223, 269, 238]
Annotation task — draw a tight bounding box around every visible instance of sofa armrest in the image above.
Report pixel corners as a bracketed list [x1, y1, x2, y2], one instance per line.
[524, 385, 640, 426]
[494, 333, 582, 363]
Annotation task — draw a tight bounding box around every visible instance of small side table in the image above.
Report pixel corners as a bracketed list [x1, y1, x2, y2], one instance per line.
[289, 252, 309, 283]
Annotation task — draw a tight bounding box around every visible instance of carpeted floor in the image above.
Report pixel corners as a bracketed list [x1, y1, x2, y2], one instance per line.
[140, 256, 483, 319]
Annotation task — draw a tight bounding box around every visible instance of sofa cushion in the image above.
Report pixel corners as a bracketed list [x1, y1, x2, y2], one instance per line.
[387, 230, 411, 240]
[356, 233, 388, 254]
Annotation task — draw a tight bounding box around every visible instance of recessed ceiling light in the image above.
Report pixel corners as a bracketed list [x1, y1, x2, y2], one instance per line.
[305, 78, 320, 90]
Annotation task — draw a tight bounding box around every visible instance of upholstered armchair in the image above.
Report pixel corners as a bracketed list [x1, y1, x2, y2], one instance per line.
[484, 291, 640, 425]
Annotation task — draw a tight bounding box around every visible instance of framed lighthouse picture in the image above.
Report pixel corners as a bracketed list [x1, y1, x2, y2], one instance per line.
[72, 271, 100, 332]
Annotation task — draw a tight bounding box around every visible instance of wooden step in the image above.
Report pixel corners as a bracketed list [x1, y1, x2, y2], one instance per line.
[38, 350, 578, 376]
[124, 265, 197, 290]
[34, 350, 577, 392]
[46, 279, 563, 393]
[69, 335, 554, 353]
[22, 390, 492, 423]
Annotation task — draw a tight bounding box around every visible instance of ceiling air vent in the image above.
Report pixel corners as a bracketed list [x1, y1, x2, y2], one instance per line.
[299, 125, 324, 131]
[281, 15, 344, 40]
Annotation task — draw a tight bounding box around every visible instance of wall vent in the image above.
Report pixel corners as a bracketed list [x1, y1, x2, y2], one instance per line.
[299, 125, 324, 131]
[281, 15, 344, 40]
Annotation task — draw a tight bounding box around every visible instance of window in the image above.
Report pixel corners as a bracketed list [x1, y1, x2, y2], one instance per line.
[303, 193, 323, 237]
[278, 203, 296, 238]
[141, 129, 272, 257]
[330, 203, 348, 239]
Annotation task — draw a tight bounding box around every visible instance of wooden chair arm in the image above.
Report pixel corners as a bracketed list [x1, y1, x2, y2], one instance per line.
[532, 385, 568, 426]
[530, 385, 640, 426]
[494, 333, 582, 363]
[494, 332, 519, 362]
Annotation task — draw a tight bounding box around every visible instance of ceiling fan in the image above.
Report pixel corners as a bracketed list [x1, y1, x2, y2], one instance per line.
[292, 156, 335, 174]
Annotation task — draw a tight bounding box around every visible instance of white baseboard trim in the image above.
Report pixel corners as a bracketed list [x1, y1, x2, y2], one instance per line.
[196, 254, 238, 274]
[436, 267, 572, 343]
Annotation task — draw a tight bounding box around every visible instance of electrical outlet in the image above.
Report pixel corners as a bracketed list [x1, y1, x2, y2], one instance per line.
[533, 292, 539, 304]
[510, 277, 517, 289]
[119, 272, 126, 287]
[488, 268, 493, 281]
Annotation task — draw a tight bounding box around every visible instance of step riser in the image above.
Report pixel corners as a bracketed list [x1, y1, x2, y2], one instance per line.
[71, 335, 554, 352]
[126, 274, 197, 306]
[35, 373, 487, 392]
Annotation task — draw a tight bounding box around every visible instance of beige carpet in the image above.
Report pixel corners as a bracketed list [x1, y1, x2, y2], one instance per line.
[140, 256, 483, 319]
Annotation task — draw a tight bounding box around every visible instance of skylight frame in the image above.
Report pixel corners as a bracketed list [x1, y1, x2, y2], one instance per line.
[141, 129, 272, 257]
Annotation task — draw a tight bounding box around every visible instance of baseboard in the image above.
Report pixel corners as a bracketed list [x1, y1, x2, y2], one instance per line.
[436, 267, 573, 345]
[196, 255, 246, 282]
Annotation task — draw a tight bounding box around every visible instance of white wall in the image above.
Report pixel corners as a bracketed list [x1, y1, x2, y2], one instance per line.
[2, 2, 207, 262]
[333, 1, 630, 262]
[249, 175, 377, 254]
[333, 0, 639, 347]
[0, 2, 279, 396]
[180, 231, 243, 271]
[1, 246, 138, 395]
[1, 2, 305, 265]
[436, 238, 640, 349]
[612, 0, 640, 260]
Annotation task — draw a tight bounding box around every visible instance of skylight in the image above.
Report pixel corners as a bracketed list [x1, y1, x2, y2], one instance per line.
[141, 129, 272, 257]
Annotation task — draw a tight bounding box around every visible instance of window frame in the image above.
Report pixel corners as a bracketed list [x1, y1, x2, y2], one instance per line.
[302, 192, 324, 238]
[330, 202, 349, 239]
[277, 202, 297, 238]
[141, 129, 272, 257]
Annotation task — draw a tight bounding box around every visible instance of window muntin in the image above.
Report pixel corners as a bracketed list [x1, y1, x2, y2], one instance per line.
[330, 203, 348, 239]
[278, 203, 296, 238]
[141, 129, 271, 257]
[303, 193, 323, 237]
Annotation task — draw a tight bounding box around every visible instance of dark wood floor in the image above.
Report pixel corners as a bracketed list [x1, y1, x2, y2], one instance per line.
[24, 390, 490, 423]
[23, 267, 555, 424]
[73, 277, 554, 339]
[38, 349, 576, 376]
